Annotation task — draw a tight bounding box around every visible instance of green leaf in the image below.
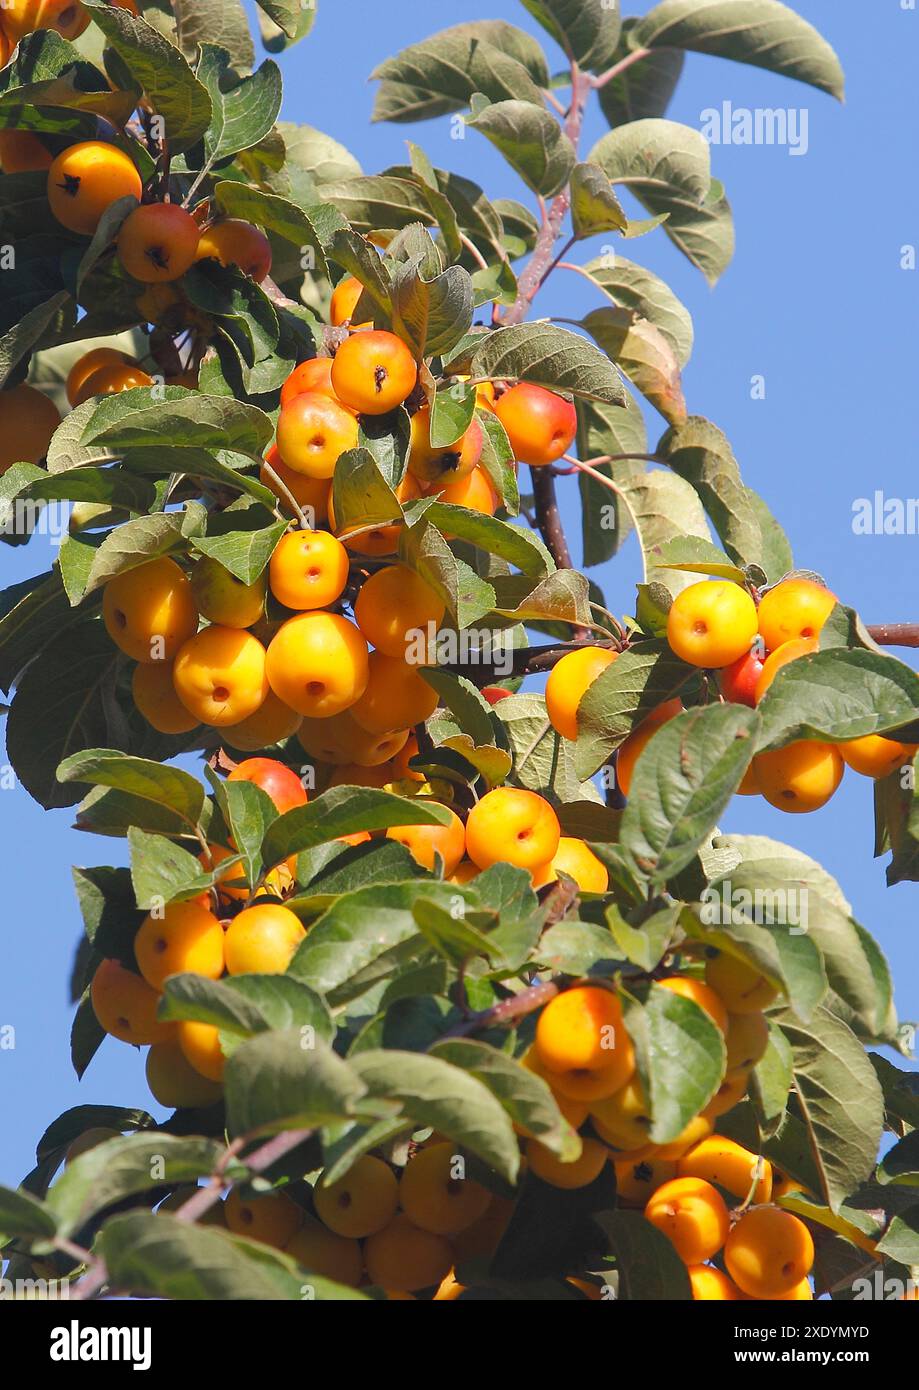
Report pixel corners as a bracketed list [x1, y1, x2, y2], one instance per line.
[125, 446, 276, 507]
[79, 507, 201, 598]
[652, 536, 746, 583]
[399, 511, 497, 629]
[620, 705, 760, 888]
[606, 903, 676, 972]
[102, 1212, 360, 1300]
[0, 289, 70, 390]
[878, 1131, 919, 1187]
[422, 501, 552, 577]
[752, 1022, 794, 1128]
[318, 173, 436, 236]
[173, 0, 254, 72]
[520, 0, 622, 72]
[286, 881, 446, 998]
[574, 639, 691, 778]
[467, 98, 576, 199]
[47, 1135, 231, 1235]
[570, 163, 628, 239]
[209, 774, 278, 889]
[0, 1185, 57, 1240]
[6, 622, 117, 809]
[634, 0, 845, 100]
[57, 750, 205, 827]
[412, 899, 503, 969]
[198, 45, 282, 163]
[444, 322, 626, 407]
[495, 692, 603, 803]
[278, 120, 361, 190]
[707, 837, 893, 1041]
[616, 466, 713, 602]
[160, 972, 333, 1044]
[589, 120, 734, 284]
[331, 446, 402, 543]
[128, 826, 213, 909]
[774, 1007, 885, 1212]
[261, 788, 452, 868]
[350, 1049, 520, 1182]
[159, 973, 273, 1036]
[405, 145, 463, 266]
[431, 1039, 576, 1158]
[0, 461, 154, 514]
[581, 254, 693, 367]
[256, 0, 304, 40]
[758, 648, 919, 750]
[0, 570, 74, 694]
[429, 383, 477, 447]
[390, 257, 474, 359]
[214, 182, 331, 279]
[657, 416, 763, 568]
[575, 393, 648, 566]
[371, 25, 545, 124]
[190, 504, 287, 585]
[477, 408, 519, 514]
[594, 1210, 691, 1299]
[224, 1029, 369, 1136]
[641, 983, 726, 1140]
[684, 900, 825, 1028]
[81, 388, 273, 458]
[581, 306, 686, 425]
[84, 1, 212, 153]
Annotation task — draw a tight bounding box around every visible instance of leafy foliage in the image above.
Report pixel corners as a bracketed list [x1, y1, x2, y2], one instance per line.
[0, 0, 910, 1309]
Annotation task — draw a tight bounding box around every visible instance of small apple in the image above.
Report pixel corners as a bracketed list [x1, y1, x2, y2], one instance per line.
[718, 644, 766, 707]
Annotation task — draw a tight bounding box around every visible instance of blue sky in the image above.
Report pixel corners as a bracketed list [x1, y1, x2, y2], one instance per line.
[2, 0, 916, 1188]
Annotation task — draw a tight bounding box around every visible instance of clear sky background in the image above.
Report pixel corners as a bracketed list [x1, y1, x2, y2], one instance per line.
[2, 0, 916, 1188]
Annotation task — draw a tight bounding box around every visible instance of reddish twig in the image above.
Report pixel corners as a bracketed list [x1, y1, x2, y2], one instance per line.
[591, 47, 652, 91]
[70, 1128, 313, 1301]
[444, 981, 560, 1039]
[866, 624, 919, 648]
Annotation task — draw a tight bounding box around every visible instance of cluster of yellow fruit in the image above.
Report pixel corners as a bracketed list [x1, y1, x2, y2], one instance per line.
[158, 1145, 510, 1300]
[0, 155, 272, 475]
[525, 974, 816, 1299]
[546, 576, 918, 812]
[0, 0, 137, 71]
[89, 756, 319, 1101]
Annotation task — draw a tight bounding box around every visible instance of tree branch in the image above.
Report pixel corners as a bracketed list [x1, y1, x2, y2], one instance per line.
[441, 637, 619, 685]
[532, 465, 576, 569]
[591, 47, 652, 90]
[502, 66, 592, 328]
[444, 981, 560, 1039]
[70, 1128, 313, 1301]
[866, 624, 919, 649]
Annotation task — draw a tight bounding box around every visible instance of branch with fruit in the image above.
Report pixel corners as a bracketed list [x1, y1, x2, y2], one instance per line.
[0, 0, 916, 1311]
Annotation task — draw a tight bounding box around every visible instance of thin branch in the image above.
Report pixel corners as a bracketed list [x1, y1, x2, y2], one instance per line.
[440, 637, 621, 684]
[70, 1128, 313, 1301]
[866, 624, 919, 649]
[502, 65, 592, 328]
[444, 980, 560, 1039]
[591, 47, 652, 91]
[542, 235, 578, 287]
[532, 465, 576, 566]
[458, 232, 488, 272]
[543, 87, 567, 116]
